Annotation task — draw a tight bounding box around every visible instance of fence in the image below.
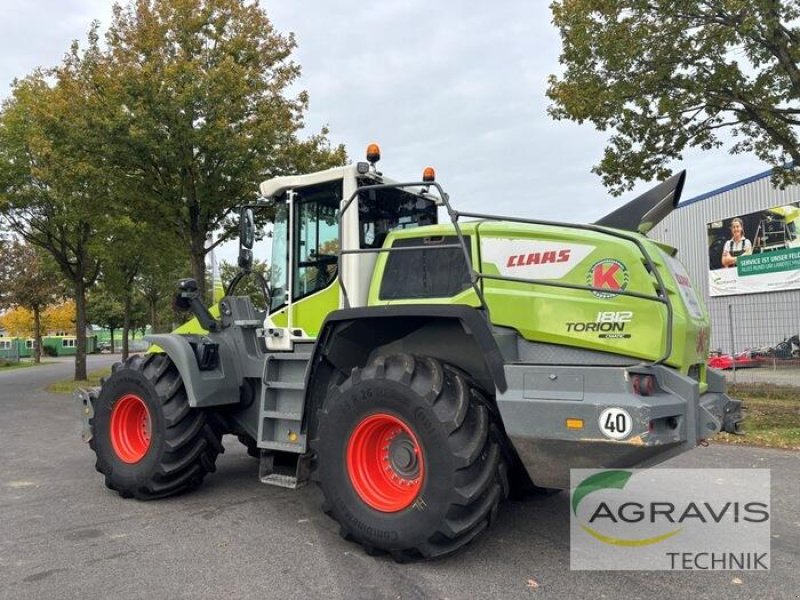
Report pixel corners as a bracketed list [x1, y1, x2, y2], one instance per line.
[0, 339, 23, 364]
[707, 294, 800, 389]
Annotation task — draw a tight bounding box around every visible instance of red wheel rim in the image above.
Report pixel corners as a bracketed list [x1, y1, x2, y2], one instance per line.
[346, 413, 425, 512]
[110, 394, 151, 464]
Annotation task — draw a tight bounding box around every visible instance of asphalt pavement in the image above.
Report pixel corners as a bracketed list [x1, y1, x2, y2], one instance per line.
[1, 356, 798, 600]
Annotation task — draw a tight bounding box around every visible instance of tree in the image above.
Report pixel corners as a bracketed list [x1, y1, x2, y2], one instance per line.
[0, 300, 76, 358]
[99, 218, 171, 360]
[94, 0, 347, 298]
[138, 251, 190, 334]
[0, 308, 34, 338]
[0, 40, 113, 379]
[2, 0, 348, 380]
[0, 240, 64, 362]
[219, 258, 271, 310]
[0, 235, 14, 310]
[87, 287, 125, 353]
[547, 1, 800, 193]
[43, 300, 77, 334]
[129, 295, 150, 341]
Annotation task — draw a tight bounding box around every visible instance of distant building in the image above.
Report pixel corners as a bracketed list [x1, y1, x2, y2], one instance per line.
[651, 167, 800, 353]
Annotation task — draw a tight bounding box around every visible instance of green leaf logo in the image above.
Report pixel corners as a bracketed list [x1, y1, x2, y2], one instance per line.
[572, 470, 682, 547]
[572, 470, 632, 515]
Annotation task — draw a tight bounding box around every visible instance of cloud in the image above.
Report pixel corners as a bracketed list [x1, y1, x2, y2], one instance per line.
[0, 0, 113, 92]
[266, 1, 765, 222]
[0, 0, 770, 266]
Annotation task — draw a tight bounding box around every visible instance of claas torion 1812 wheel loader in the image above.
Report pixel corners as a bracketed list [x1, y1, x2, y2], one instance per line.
[78, 144, 742, 561]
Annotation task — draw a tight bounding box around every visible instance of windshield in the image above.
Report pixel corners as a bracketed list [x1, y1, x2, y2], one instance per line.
[269, 201, 288, 311]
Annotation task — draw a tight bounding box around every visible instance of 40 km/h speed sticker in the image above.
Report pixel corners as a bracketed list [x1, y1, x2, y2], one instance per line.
[598, 407, 633, 440]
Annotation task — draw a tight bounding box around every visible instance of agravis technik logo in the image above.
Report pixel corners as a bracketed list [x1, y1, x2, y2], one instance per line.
[570, 469, 771, 570]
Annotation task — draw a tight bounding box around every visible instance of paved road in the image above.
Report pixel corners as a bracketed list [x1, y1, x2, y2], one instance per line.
[1, 358, 798, 600]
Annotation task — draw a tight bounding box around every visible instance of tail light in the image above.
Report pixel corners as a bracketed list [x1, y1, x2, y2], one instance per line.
[631, 374, 657, 396]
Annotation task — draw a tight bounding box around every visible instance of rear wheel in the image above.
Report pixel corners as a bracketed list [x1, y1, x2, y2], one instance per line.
[313, 354, 508, 561]
[91, 354, 223, 500]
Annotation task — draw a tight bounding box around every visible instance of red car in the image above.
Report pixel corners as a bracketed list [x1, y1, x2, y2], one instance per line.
[707, 351, 762, 370]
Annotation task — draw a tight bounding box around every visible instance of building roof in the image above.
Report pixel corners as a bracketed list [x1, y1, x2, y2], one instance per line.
[679, 161, 798, 208]
[679, 166, 776, 208]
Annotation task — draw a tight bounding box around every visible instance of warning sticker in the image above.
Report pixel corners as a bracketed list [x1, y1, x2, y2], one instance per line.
[663, 252, 703, 319]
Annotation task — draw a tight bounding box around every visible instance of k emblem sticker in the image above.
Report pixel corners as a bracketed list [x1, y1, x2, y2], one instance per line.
[587, 259, 629, 298]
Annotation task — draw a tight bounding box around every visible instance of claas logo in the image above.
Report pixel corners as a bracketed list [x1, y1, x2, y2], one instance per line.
[587, 259, 630, 298]
[506, 249, 571, 267]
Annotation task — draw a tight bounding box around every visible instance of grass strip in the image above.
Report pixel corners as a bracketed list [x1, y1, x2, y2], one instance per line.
[47, 367, 113, 394]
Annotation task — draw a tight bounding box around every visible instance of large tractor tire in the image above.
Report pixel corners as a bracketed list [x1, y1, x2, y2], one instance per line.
[91, 354, 223, 500]
[313, 354, 508, 561]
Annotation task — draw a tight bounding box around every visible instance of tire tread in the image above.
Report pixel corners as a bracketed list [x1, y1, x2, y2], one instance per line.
[314, 353, 508, 561]
[90, 353, 222, 500]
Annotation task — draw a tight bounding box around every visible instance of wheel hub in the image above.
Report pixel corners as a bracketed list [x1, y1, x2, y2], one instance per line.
[388, 433, 420, 478]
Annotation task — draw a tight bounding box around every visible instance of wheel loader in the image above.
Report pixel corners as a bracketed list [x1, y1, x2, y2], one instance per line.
[78, 144, 743, 561]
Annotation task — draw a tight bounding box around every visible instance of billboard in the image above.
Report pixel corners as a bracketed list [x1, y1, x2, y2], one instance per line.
[708, 202, 800, 296]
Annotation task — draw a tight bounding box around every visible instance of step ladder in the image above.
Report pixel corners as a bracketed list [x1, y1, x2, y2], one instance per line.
[257, 342, 314, 488]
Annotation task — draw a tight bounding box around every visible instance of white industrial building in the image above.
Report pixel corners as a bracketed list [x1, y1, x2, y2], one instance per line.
[651, 167, 800, 355]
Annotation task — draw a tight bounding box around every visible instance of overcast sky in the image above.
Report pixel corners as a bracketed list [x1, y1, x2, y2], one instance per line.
[1, 1, 768, 264]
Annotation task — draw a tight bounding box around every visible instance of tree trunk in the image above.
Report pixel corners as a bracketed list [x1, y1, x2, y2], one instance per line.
[109, 328, 116, 354]
[150, 299, 158, 334]
[74, 280, 88, 381]
[191, 242, 207, 304]
[33, 305, 42, 364]
[122, 293, 132, 362]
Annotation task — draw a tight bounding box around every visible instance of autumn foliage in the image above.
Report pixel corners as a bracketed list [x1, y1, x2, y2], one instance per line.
[0, 301, 76, 337]
[548, 1, 800, 193]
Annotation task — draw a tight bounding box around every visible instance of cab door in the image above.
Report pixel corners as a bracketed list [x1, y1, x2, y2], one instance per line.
[268, 180, 342, 338]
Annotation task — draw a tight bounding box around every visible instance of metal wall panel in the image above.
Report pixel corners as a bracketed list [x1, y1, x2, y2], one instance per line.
[650, 171, 800, 353]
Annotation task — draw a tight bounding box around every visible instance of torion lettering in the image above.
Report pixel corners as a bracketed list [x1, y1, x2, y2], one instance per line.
[566, 322, 626, 332]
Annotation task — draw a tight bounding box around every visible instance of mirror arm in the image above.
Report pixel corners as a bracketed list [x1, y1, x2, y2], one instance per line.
[175, 279, 220, 332]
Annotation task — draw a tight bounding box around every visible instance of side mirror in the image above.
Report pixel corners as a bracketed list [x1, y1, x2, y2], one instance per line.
[173, 278, 197, 311]
[239, 207, 255, 272]
[240, 207, 255, 250]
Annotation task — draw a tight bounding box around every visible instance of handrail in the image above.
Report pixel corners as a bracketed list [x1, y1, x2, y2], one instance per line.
[336, 183, 675, 366]
[455, 210, 674, 365]
[337, 181, 487, 312]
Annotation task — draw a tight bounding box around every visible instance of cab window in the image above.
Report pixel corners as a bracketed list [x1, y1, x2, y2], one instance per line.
[293, 181, 341, 301]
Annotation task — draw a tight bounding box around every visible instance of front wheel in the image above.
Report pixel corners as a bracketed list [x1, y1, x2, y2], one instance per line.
[313, 354, 508, 561]
[90, 354, 223, 499]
